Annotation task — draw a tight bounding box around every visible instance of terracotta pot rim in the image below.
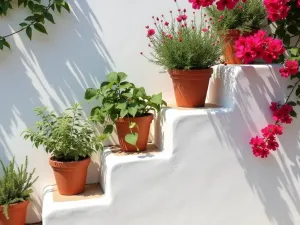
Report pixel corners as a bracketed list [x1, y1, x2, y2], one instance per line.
[49, 157, 91, 167]
[0, 200, 29, 212]
[168, 68, 212, 72]
[116, 113, 154, 123]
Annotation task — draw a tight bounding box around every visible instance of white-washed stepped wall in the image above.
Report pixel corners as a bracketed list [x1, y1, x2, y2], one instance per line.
[42, 65, 300, 225]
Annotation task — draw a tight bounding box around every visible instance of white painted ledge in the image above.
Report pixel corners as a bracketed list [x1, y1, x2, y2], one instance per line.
[43, 65, 300, 225]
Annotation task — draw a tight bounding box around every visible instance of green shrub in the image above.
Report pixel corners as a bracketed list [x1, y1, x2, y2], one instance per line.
[22, 104, 103, 162]
[0, 157, 38, 219]
[206, 0, 267, 34]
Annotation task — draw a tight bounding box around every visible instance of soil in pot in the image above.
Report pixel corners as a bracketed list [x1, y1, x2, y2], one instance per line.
[115, 114, 153, 152]
[49, 157, 91, 195]
[0, 200, 29, 225]
[169, 69, 212, 108]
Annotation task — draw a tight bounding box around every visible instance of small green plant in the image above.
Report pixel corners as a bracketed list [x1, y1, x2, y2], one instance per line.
[0, 157, 38, 219]
[84, 72, 166, 147]
[206, 0, 266, 34]
[22, 104, 103, 162]
[141, 3, 221, 70]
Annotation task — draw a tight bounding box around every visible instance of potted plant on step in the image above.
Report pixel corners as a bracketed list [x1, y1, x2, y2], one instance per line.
[141, 3, 221, 108]
[22, 104, 103, 195]
[206, 0, 266, 64]
[0, 157, 38, 225]
[85, 72, 166, 152]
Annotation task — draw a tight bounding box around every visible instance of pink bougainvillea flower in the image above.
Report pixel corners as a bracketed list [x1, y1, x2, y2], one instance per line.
[281, 60, 299, 77]
[298, 0, 300, 7]
[261, 124, 283, 138]
[202, 28, 209, 32]
[164, 22, 169, 26]
[250, 136, 269, 158]
[267, 139, 279, 151]
[216, 0, 238, 10]
[147, 29, 155, 37]
[279, 68, 290, 78]
[271, 104, 293, 124]
[270, 102, 278, 112]
[264, 0, 290, 21]
[279, 59, 299, 78]
[235, 30, 285, 63]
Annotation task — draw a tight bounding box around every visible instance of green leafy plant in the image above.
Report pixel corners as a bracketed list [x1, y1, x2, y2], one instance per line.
[22, 104, 103, 162]
[206, 0, 267, 34]
[141, 3, 221, 70]
[0, 0, 70, 50]
[85, 72, 166, 146]
[0, 156, 38, 219]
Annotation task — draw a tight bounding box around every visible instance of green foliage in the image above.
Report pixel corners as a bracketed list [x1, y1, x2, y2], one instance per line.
[22, 104, 103, 162]
[206, 0, 267, 34]
[0, 157, 38, 220]
[85, 72, 166, 147]
[149, 15, 221, 70]
[0, 0, 71, 50]
[0, 0, 13, 16]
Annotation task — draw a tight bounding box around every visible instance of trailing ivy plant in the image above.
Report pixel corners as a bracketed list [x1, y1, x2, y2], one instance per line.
[22, 104, 104, 162]
[0, 0, 70, 50]
[0, 156, 38, 219]
[84, 72, 166, 147]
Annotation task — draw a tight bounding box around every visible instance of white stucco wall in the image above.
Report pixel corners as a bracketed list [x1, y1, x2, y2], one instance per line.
[42, 65, 300, 225]
[0, 0, 191, 222]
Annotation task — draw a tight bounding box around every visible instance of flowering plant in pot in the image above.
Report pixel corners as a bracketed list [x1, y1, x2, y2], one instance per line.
[206, 0, 267, 64]
[141, 2, 221, 108]
[85, 72, 166, 152]
[22, 104, 103, 195]
[0, 157, 38, 225]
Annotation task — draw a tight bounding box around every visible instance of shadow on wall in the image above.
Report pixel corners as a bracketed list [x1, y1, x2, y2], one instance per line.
[208, 65, 300, 225]
[0, 1, 113, 222]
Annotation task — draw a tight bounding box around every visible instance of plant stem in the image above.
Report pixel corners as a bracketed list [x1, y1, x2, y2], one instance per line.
[1, 0, 53, 39]
[284, 78, 300, 104]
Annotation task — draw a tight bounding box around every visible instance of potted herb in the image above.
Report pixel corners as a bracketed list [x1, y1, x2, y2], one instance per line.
[141, 3, 221, 108]
[22, 104, 103, 195]
[206, 0, 266, 64]
[0, 157, 38, 225]
[85, 72, 166, 152]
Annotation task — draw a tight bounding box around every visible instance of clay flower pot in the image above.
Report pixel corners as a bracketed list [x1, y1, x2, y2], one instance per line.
[222, 29, 257, 64]
[49, 158, 91, 195]
[0, 200, 29, 225]
[169, 69, 212, 108]
[115, 114, 153, 152]
[223, 29, 243, 64]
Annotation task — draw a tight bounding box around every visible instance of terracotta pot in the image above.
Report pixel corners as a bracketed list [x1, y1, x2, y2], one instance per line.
[0, 200, 29, 225]
[49, 158, 91, 195]
[115, 114, 153, 152]
[169, 69, 212, 108]
[223, 29, 243, 64]
[222, 29, 257, 64]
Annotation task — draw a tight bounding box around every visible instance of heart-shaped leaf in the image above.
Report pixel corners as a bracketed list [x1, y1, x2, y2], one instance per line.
[125, 133, 138, 146]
